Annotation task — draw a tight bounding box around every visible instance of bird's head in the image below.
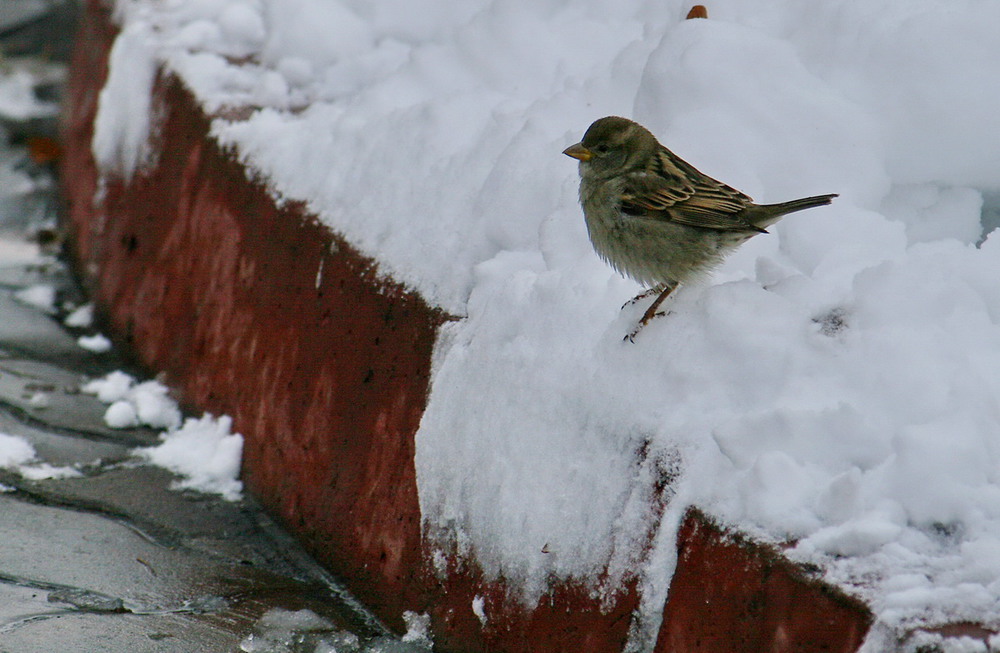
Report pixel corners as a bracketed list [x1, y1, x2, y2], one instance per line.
[563, 116, 659, 179]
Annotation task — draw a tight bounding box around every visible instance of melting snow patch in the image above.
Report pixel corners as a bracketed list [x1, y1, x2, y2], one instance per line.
[0, 238, 42, 264]
[84, 371, 243, 501]
[239, 608, 345, 652]
[13, 284, 55, 313]
[27, 392, 49, 409]
[0, 432, 35, 467]
[239, 607, 430, 652]
[135, 414, 244, 502]
[18, 462, 83, 480]
[82, 372, 181, 431]
[63, 303, 94, 328]
[471, 595, 487, 627]
[77, 333, 113, 353]
[400, 611, 432, 648]
[0, 432, 80, 480]
[0, 67, 58, 121]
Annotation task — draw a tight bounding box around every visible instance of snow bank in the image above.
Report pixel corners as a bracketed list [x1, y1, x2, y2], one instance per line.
[96, 0, 1000, 642]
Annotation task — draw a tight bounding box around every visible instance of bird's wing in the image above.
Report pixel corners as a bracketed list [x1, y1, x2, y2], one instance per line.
[620, 149, 763, 232]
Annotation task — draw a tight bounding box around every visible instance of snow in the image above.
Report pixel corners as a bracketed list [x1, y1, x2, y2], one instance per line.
[400, 611, 432, 648]
[0, 66, 59, 122]
[239, 608, 353, 652]
[95, 0, 1000, 646]
[83, 372, 243, 500]
[240, 607, 432, 652]
[135, 414, 244, 501]
[63, 303, 94, 328]
[26, 392, 49, 410]
[0, 431, 80, 480]
[81, 370, 134, 404]
[0, 238, 41, 264]
[82, 371, 182, 430]
[0, 432, 36, 468]
[76, 333, 112, 353]
[103, 400, 139, 429]
[91, 18, 159, 181]
[471, 596, 487, 627]
[18, 462, 83, 481]
[13, 283, 56, 313]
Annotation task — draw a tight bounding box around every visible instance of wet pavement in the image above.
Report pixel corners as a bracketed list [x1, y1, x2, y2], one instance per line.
[0, 286, 396, 653]
[0, 4, 425, 652]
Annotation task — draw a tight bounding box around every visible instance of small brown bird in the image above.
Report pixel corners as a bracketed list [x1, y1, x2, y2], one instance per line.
[564, 116, 836, 339]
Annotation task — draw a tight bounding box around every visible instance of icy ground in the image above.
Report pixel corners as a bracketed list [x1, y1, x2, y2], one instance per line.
[94, 0, 1000, 648]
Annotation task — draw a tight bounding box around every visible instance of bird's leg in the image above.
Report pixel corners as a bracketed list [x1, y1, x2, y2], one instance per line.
[622, 285, 665, 309]
[625, 282, 678, 342]
[638, 283, 676, 325]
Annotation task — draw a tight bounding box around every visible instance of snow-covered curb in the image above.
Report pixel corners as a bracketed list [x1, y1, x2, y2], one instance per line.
[80, 0, 1000, 648]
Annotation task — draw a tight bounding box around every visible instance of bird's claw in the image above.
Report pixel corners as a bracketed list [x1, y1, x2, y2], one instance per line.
[621, 287, 663, 310]
[623, 311, 669, 343]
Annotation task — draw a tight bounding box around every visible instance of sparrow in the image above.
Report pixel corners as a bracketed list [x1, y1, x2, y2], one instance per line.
[563, 116, 837, 339]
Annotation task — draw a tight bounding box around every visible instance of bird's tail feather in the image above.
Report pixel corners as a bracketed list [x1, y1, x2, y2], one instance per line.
[765, 193, 838, 216]
[752, 193, 837, 230]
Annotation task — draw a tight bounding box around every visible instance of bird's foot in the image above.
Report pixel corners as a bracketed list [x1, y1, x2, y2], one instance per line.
[624, 311, 669, 342]
[622, 282, 677, 342]
[621, 286, 664, 310]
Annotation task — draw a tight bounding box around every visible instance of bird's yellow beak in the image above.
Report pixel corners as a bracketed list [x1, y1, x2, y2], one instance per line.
[563, 143, 593, 161]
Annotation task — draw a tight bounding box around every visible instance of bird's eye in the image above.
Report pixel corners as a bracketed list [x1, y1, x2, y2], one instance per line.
[594, 144, 611, 155]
